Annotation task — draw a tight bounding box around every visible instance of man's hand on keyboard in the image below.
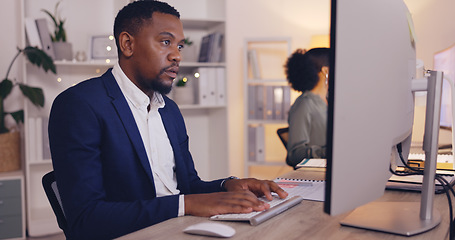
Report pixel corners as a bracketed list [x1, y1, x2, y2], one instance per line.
[184, 190, 270, 217]
[224, 178, 288, 201]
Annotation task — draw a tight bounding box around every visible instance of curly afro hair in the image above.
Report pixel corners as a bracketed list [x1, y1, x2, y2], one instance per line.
[285, 48, 330, 92]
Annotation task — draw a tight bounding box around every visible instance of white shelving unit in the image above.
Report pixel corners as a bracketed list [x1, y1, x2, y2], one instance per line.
[243, 37, 292, 177]
[21, 0, 227, 236]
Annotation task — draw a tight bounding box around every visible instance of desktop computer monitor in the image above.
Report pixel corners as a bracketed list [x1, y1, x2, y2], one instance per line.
[324, 0, 442, 236]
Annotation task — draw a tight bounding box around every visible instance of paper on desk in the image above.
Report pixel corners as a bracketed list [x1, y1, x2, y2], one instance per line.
[389, 174, 454, 186]
[275, 178, 325, 202]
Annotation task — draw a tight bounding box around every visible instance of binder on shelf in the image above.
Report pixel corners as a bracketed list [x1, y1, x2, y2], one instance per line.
[198, 34, 212, 62]
[248, 85, 257, 119]
[210, 33, 224, 62]
[273, 86, 284, 120]
[248, 125, 265, 162]
[42, 117, 51, 160]
[283, 86, 291, 119]
[26, 117, 47, 162]
[35, 18, 55, 59]
[247, 49, 261, 79]
[256, 125, 265, 162]
[27, 118, 37, 162]
[25, 18, 42, 48]
[208, 69, 217, 105]
[196, 67, 217, 105]
[35, 117, 43, 162]
[196, 67, 209, 104]
[248, 126, 257, 162]
[264, 86, 274, 120]
[215, 67, 226, 105]
[256, 85, 265, 119]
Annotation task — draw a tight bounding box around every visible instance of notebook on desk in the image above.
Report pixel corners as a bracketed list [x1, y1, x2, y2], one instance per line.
[210, 178, 325, 225]
[387, 172, 455, 194]
[295, 158, 327, 168]
[386, 153, 455, 193]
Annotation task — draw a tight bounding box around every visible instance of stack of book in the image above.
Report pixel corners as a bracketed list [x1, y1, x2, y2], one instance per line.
[198, 32, 224, 62]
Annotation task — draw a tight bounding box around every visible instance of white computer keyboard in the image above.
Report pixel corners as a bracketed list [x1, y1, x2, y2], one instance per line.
[210, 182, 318, 225]
[210, 195, 303, 226]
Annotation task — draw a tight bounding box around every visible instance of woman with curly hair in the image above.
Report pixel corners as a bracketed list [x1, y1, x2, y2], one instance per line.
[284, 48, 330, 167]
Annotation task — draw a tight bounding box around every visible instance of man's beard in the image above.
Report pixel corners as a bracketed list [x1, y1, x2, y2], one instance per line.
[150, 68, 174, 95]
[149, 79, 172, 95]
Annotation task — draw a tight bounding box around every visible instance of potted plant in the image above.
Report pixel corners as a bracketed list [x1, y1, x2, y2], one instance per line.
[0, 46, 56, 172]
[42, 1, 73, 61]
[172, 76, 195, 105]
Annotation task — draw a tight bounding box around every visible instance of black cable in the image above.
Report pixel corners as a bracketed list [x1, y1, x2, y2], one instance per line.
[435, 175, 454, 240]
[396, 143, 424, 173]
[393, 143, 455, 240]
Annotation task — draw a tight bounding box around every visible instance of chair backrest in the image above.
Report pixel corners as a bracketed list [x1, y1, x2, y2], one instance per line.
[42, 171, 68, 236]
[277, 127, 289, 148]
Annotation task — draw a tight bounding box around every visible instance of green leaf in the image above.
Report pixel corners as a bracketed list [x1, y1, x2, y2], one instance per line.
[42, 9, 58, 28]
[0, 79, 13, 99]
[184, 38, 193, 46]
[23, 46, 56, 74]
[176, 78, 187, 87]
[41, 2, 66, 43]
[9, 110, 24, 124]
[56, 22, 65, 42]
[18, 84, 44, 107]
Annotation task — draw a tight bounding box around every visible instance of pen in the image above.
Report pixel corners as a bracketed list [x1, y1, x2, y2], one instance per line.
[276, 181, 313, 187]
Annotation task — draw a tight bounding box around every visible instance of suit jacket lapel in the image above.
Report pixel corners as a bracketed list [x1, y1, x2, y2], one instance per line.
[102, 70, 155, 185]
[159, 99, 190, 193]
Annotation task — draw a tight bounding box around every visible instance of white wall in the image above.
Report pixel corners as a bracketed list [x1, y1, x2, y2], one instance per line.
[1, 0, 23, 77]
[404, 0, 455, 69]
[1, 0, 25, 118]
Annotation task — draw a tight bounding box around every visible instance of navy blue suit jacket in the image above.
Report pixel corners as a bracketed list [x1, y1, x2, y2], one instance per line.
[48, 69, 224, 239]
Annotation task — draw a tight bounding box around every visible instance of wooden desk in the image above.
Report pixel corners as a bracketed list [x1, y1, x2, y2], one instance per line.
[117, 169, 451, 240]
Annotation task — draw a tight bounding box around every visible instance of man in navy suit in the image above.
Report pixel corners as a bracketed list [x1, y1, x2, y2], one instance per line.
[48, 1, 287, 239]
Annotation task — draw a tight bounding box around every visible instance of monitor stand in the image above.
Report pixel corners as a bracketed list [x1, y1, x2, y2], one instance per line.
[340, 70, 444, 236]
[340, 202, 441, 236]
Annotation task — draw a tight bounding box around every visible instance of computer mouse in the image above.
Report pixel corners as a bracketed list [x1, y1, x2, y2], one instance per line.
[183, 221, 236, 238]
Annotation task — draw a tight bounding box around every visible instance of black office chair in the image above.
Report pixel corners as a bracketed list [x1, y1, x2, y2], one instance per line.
[42, 171, 68, 237]
[277, 127, 299, 169]
[277, 127, 289, 148]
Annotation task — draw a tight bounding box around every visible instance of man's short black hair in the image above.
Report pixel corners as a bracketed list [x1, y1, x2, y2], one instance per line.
[114, 0, 180, 55]
[285, 48, 330, 92]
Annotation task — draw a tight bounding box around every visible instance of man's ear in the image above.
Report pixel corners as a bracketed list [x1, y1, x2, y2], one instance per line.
[118, 32, 134, 58]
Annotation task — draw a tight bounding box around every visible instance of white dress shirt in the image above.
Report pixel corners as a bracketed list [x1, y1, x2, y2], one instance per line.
[112, 62, 184, 216]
